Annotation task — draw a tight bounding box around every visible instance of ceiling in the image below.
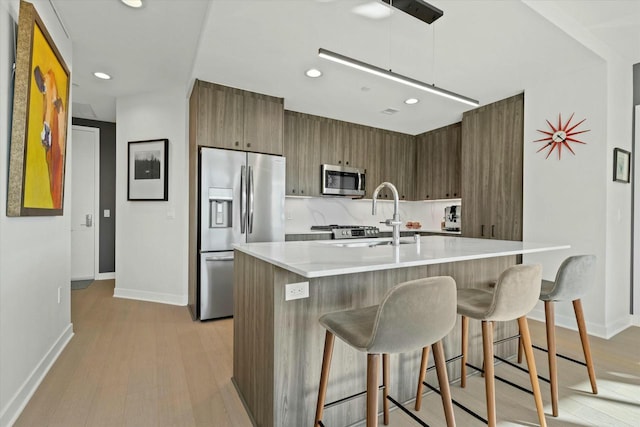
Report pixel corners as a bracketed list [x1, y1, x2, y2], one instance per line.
[53, 0, 640, 135]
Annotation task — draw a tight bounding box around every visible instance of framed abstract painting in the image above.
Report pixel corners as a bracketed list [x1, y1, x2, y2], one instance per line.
[7, 0, 70, 216]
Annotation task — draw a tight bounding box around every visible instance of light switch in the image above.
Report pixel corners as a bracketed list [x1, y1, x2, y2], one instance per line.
[104, 209, 110, 218]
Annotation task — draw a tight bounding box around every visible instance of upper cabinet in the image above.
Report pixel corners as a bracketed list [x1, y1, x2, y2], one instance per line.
[283, 111, 322, 197]
[284, 112, 414, 199]
[190, 80, 283, 155]
[461, 93, 524, 240]
[377, 130, 415, 200]
[415, 122, 461, 200]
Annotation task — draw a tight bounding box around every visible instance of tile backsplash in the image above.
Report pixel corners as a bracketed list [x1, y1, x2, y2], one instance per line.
[285, 196, 461, 234]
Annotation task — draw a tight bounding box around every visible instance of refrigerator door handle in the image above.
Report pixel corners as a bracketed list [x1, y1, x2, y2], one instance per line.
[248, 166, 255, 234]
[206, 256, 234, 262]
[240, 165, 246, 234]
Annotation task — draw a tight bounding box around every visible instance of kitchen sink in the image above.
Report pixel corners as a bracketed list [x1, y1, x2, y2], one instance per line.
[321, 240, 414, 248]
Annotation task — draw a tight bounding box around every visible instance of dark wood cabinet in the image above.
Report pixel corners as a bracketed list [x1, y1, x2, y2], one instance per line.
[284, 112, 415, 200]
[283, 111, 321, 196]
[191, 80, 283, 155]
[415, 122, 461, 200]
[243, 92, 284, 155]
[461, 93, 523, 240]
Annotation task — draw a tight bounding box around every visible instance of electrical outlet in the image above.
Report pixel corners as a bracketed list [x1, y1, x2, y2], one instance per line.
[285, 281, 309, 301]
[57, 287, 61, 304]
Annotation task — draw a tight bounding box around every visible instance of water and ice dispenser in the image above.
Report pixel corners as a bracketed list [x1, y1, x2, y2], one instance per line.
[208, 188, 232, 228]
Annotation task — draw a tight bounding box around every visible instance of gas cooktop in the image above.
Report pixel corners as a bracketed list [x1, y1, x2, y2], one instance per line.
[310, 225, 380, 239]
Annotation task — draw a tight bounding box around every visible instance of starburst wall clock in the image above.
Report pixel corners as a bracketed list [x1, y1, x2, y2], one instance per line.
[534, 113, 590, 159]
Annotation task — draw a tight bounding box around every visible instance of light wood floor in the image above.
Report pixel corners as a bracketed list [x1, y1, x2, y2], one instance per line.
[15, 280, 640, 427]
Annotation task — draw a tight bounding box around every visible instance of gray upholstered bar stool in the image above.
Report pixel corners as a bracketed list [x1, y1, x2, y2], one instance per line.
[455, 264, 547, 427]
[314, 276, 458, 427]
[517, 255, 598, 417]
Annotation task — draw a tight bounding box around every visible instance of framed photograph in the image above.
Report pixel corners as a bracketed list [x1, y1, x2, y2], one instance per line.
[7, 0, 70, 216]
[613, 148, 631, 183]
[128, 139, 169, 201]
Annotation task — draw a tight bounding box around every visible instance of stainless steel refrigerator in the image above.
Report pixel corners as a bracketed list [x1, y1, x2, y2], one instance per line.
[198, 147, 285, 320]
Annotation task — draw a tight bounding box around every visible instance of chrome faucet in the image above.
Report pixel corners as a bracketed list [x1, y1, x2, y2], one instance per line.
[372, 182, 402, 246]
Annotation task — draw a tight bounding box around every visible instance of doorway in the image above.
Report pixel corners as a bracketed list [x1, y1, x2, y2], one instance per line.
[70, 125, 100, 283]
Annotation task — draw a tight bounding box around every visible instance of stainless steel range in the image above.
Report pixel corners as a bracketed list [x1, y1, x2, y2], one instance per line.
[311, 225, 380, 239]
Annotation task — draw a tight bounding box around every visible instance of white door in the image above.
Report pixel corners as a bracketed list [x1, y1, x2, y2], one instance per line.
[71, 126, 99, 280]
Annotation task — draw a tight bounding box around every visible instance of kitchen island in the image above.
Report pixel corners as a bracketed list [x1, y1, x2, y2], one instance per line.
[232, 236, 568, 427]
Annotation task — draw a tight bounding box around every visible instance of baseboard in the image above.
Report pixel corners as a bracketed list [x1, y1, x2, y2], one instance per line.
[604, 316, 633, 338]
[113, 287, 187, 306]
[528, 308, 632, 339]
[527, 307, 607, 338]
[0, 323, 74, 427]
[632, 314, 640, 327]
[95, 272, 115, 280]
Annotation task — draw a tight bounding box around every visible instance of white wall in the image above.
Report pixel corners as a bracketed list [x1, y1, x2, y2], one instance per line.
[635, 105, 640, 319]
[523, 62, 609, 334]
[114, 88, 189, 305]
[603, 59, 634, 334]
[0, 1, 73, 425]
[523, 59, 634, 338]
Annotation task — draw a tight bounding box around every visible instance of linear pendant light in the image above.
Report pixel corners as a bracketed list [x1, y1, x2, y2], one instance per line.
[318, 48, 479, 107]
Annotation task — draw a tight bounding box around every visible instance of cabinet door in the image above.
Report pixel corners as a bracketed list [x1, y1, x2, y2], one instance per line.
[365, 128, 384, 198]
[298, 116, 322, 197]
[416, 123, 461, 201]
[345, 124, 368, 171]
[444, 124, 462, 199]
[489, 95, 523, 240]
[243, 93, 284, 155]
[461, 94, 523, 240]
[415, 132, 432, 200]
[397, 134, 415, 201]
[319, 118, 344, 166]
[196, 82, 244, 150]
[283, 111, 300, 195]
[461, 109, 488, 238]
[376, 131, 396, 200]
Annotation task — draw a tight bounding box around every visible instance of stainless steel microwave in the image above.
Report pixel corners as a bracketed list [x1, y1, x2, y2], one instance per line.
[321, 164, 365, 197]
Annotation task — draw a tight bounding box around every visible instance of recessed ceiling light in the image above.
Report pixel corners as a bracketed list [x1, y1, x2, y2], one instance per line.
[405, 98, 419, 105]
[93, 72, 111, 80]
[305, 68, 323, 78]
[121, 0, 143, 8]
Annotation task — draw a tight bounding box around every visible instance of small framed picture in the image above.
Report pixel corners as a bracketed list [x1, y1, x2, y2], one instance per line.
[613, 148, 631, 183]
[128, 139, 169, 200]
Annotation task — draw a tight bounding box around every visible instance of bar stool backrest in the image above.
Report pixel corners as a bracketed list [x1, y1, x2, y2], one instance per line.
[546, 255, 596, 301]
[485, 264, 542, 322]
[366, 276, 456, 354]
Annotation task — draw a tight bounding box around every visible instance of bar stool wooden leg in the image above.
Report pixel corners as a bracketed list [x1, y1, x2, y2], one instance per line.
[517, 334, 523, 364]
[433, 340, 456, 427]
[367, 354, 380, 427]
[480, 322, 498, 378]
[315, 331, 335, 426]
[415, 346, 430, 410]
[461, 316, 468, 388]
[545, 301, 559, 417]
[481, 321, 496, 427]
[518, 316, 547, 427]
[573, 299, 598, 394]
[382, 353, 390, 425]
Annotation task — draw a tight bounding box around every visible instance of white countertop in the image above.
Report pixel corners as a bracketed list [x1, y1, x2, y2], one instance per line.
[234, 236, 569, 278]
